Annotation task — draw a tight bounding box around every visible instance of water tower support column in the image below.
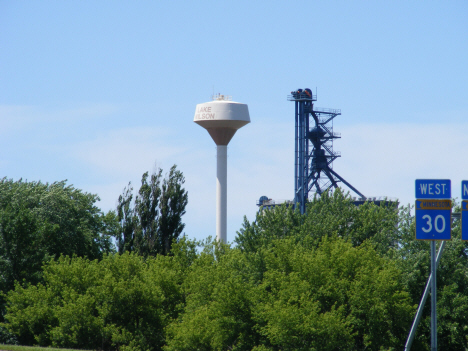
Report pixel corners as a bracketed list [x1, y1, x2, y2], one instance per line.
[217, 145, 227, 242]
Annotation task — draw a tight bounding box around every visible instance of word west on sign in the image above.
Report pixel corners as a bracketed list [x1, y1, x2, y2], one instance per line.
[415, 179, 451, 240]
[415, 179, 451, 199]
[462, 181, 468, 241]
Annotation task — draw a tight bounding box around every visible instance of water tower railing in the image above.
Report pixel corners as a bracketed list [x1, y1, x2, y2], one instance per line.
[211, 94, 232, 101]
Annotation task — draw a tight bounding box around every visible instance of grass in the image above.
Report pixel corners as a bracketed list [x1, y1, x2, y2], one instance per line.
[0, 345, 91, 351]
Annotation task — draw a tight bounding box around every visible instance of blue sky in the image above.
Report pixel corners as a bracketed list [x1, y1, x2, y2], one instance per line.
[1, 1, 467, 243]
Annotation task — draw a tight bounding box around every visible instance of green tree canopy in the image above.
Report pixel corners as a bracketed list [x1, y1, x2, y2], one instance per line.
[0, 178, 114, 294]
[4, 238, 197, 350]
[116, 165, 188, 257]
[165, 236, 414, 351]
[236, 189, 400, 256]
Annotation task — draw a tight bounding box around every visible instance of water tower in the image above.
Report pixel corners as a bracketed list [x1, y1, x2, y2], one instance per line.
[194, 94, 250, 242]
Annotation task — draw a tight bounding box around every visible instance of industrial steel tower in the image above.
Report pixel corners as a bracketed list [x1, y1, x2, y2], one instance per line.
[289, 88, 365, 214]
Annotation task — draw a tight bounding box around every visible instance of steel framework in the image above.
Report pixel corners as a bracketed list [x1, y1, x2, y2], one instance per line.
[288, 88, 366, 214]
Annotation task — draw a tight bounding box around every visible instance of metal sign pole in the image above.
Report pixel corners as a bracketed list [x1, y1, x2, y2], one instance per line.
[431, 240, 437, 350]
[404, 241, 445, 350]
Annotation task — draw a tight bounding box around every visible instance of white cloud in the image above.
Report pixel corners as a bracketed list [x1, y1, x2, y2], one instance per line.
[71, 126, 187, 179]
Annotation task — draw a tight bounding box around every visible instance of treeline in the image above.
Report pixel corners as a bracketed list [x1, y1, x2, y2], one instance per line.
[1, 174, 468, 350]
[0, 166, 188, 345]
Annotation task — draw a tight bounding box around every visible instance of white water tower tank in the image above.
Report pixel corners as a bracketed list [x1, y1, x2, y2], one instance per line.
[194, 94, 250, 243]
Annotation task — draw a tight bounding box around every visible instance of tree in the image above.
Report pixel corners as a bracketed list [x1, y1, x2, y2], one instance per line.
[116, 182, 135, 254]
[116, 165, 188, 257]
[0, 178, 114, 295]
[165, 240, 258, 351]
[251, 237, 414, 350]
[159, 165, 188, 255]
[134, 169, 162, 255]
[165, 236, 414, 351]
[235, 189, 400, 256]
[4, 238, 197, 351]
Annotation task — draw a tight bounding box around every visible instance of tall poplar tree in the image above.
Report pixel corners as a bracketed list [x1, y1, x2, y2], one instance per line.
[116, 165, 188, 256]
[159, 165, 188, 255]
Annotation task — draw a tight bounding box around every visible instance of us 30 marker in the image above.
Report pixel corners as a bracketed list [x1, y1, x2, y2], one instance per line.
[415, 179, 451, 240]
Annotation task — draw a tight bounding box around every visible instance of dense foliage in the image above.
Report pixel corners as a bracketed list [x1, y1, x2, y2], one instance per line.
[0, 178, 114, 295]
[165, 236, 413, 351]
[4, 240, 196, 351]
[3, 188, 468, 350]
[116, 165, 188, 257]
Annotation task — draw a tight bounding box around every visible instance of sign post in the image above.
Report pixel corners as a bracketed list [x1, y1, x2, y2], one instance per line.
[415, 179, 451, 351]
[462, 181, 468, 241]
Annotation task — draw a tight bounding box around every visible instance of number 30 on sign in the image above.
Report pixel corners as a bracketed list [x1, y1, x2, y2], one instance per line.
[415, 199, 452, 240]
